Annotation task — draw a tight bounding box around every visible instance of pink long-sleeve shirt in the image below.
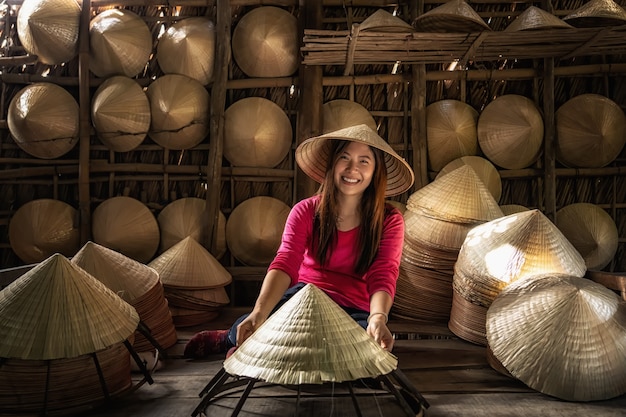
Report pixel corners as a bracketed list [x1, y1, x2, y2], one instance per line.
[268, 195, 405, 312]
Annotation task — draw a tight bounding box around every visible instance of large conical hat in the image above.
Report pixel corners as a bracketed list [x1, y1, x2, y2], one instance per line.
[0, 254, 139, 360]
[322, 99, 377, 134]
[486, 274, 626, 401]
[224, 283, 398, 384]
[563, 0, 626, 28]
[505, 6, 573, 31]
[436, 156, 501, 202]
[359, 9, 414, 32]
[412, 0, 491, 32]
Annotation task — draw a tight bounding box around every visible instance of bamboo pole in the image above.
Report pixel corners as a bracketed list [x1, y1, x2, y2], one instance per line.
[543, 57, 556, 221]
[78, 0, 92, 245]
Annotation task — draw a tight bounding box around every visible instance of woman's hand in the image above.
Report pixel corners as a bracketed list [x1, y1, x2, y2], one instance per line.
[367, 314, 394, 352]
[236, 311, 267, 346]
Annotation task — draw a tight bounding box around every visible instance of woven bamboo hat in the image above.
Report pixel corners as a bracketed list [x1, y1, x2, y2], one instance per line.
[477, 94, 544, 169]
[156, 17, 216, 86]
[436, 156, 501, 203]
[426, 99, 479, 172]
[16, 0, 81, 65]
[296, 124, 415, 197]
[146, 74, 210, 150]
[486, 274, 626, 401]
[359, 9, 414, 32]
[413, 0, 491, 32]
[556, 203, 619, 271]
[224, 97, 292, 168]
[149, 236, 232, 290]
[8, 199, 80, 264]
[555, 94, 626, 168]
[8, 82, 79, 159]
[322, 99, 377, 134]
[89, 8, 152, 78]
[224, 283, 398, 384]
[226, 196, 291, 266]
[92, 196, 160, 263]
[563, 0, 626, 28]
[0, 254, 139, 360]
[505, 6, 574, 31]
[91, 76, 150, 152]
[231, 6, 298, 78]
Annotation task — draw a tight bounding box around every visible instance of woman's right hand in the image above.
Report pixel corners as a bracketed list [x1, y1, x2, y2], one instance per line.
[235, 311, 266, 346]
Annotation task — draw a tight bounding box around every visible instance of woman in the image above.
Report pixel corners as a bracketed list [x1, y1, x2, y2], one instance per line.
[184, 124, 414, 358]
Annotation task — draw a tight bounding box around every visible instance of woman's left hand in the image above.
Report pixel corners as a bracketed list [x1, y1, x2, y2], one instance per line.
[367, 315, 394, 352]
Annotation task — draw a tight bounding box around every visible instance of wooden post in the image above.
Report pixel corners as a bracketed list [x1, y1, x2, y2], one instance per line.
[543, 57, 556, 222]
[78, 0, 92, 244]
[410, 0, 428, 191]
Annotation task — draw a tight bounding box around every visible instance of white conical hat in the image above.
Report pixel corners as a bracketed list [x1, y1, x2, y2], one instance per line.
[224, 283, 398, 384]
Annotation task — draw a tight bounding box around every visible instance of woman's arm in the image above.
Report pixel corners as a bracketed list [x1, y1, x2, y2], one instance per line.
[367, 290, 395, 351]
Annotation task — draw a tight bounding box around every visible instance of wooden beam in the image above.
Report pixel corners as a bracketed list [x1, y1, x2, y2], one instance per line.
[78, 0, 92, 245]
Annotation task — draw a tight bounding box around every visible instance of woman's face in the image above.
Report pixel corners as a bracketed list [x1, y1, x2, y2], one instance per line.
[333, 141, 375, 197]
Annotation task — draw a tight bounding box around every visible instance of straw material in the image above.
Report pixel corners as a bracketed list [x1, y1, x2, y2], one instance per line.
[149, 236, 232, 290]
[231, 6, 298, 78]
[359, 9, 414, 32]
[555, 94, 626, 168]
[563, 0, 626, 28]
[448, 289, 489, 345]
[89, 8, 152, 78]
[486, 274, 626, 401]
[156, 17, 216, 86]
[8, 199, 80, 264]
[499, 204, 530, 216]
[505, 6, 574, 31]
[295, 124, 415, 197]
[0, 254, 139, 360]
[556, 203, 619, 271]
[436, 156, 501, 202]
[91, 196, 160, 263]
[226, 196, 291, 266]
[146, 74, 210, 150]
[224, 283, 398, 384]
[165, 286, 230, 309]
[412, 0, 491, 33]
[404, 208, 475, 251]
[91, 76, 150, 152]
[426, 99, 479, 172]
[8, 82, 79, 159]
[224, 97, 292, 168]
[322, 99, 377, 134]
[16, 0, 80, 65]
[157, 197, 226, 259]
[477, 94, 544, 169]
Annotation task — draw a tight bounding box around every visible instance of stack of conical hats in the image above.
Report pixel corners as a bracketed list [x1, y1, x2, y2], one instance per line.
[450, 209, 587, 345]
[436, 156, 502, 202]
[149, 236, 231, 327]
[72, 241, 178, 353]
[393, 165, 503, 323]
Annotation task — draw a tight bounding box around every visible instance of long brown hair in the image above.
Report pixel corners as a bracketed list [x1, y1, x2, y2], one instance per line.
[314, 140, 388, 274]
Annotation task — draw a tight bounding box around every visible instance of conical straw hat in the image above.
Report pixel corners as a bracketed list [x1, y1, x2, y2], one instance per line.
[322, 99, 377, 134]
[436, 156, 501, 202]
[406, 165, 503, 223]
[0, 254, 139, 360]
[426, 99, 479, 172]
[499, 204, 529, 216]
[156, 17, 216, 86]
[563, 0, 626, 28]
[232, 6, 298, 78]
[556, 203, 618, 271]
[486, 274, 626, 401]
[404, 208, 475, 250]
[224, 283, 398, 384]
[8, 82, 79, 159]
[224, 97, 292, 168]
[89, 8, 152, 78]
[157, 197, 226, 259]
[555, 94, 626, 168]
[92, 196, 160, 263]
[8, 199, 80, 264]
[505, 6, 574, 31]
[146, 74, 210, 150]
[149, 236, 232, 290]
[16, 0, 80, 65]
[359, 9, 414, 32]
[412, 0, 491, 32]
[91, 76, 150, 152]
[477, 94, 544, 169]
[226, 196, 291, 266]
[71, 241, 160, 303]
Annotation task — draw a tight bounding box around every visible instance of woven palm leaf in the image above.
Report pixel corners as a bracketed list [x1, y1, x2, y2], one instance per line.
[91, 196, 160, 263]
[563, 0, 626, 28]
[413, 0, 491, 33]
[89, 8, 152, 78]
[146, 74, 210, 150]
[426, 100, 479, 172]
[156, 17, 216, 85]
[505, 6, 573, 31]
[8, 82, 79, 159]
[224, 283, 398, 384]
[91, 76, 150, 152]
[436, 156, 501, 202]
[499, 204, 530, 216]
[359, 8, 414, 32]
[16, 0, 80, 65]
[0, 254, 139, 360]
[8, 199, 80, 264]
[555, 94, 626, 168]
[224, 97, 292, 168]
[487, 274, 626, 401]
[231, 6, 298, 78]
[477, 94, 544, 169]
[322, 99, 377, 134]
